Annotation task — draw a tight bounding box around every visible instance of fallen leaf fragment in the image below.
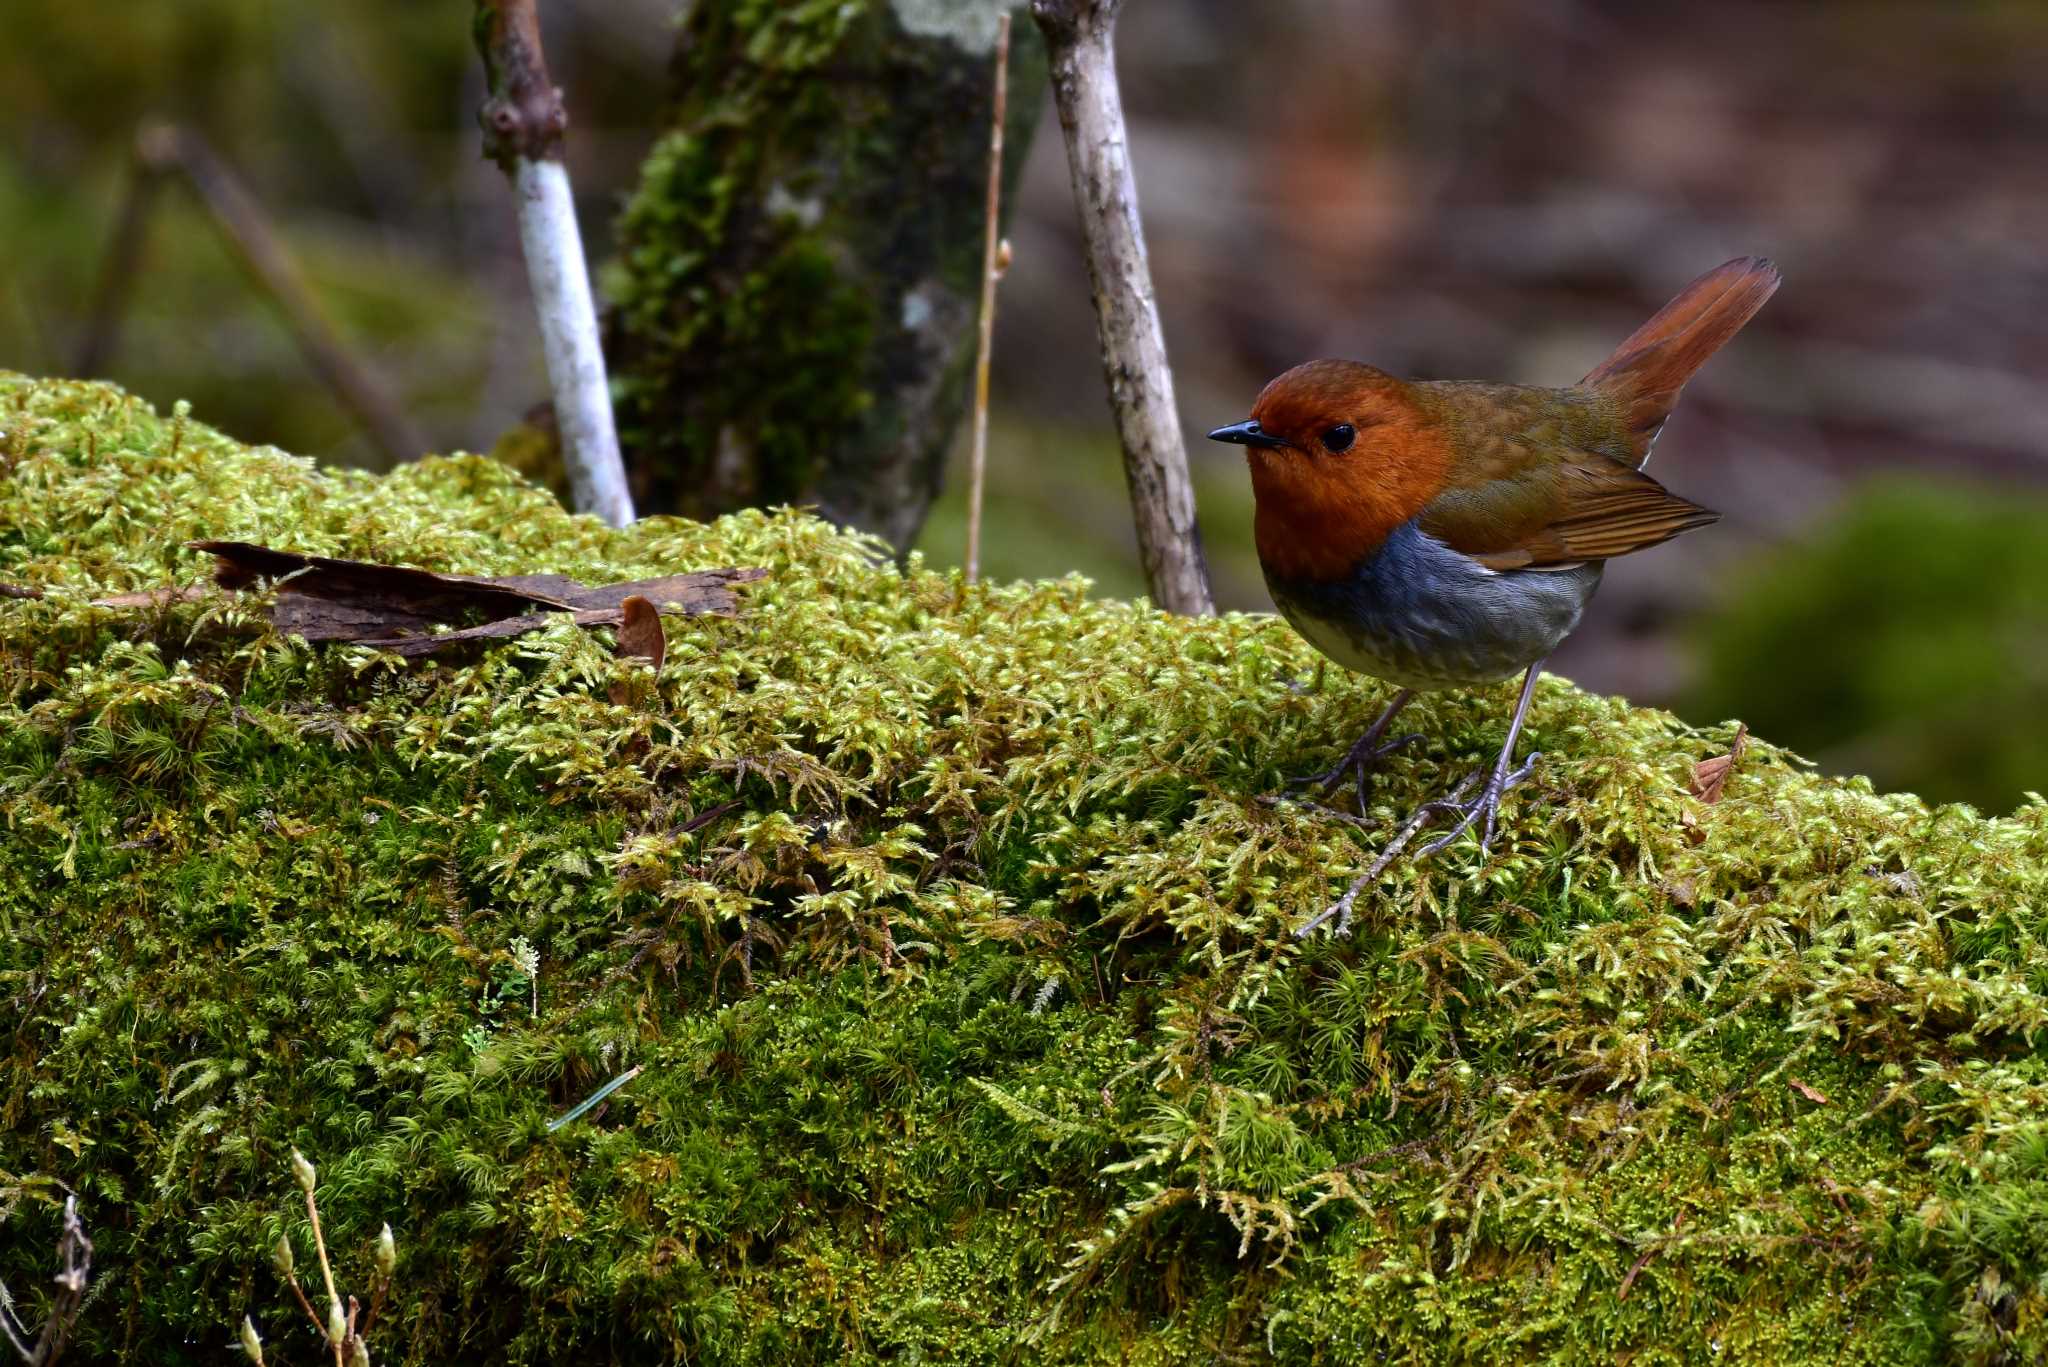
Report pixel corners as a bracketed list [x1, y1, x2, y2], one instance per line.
[90, 540, 765, 658]
[1689, 723, 1750, 804]
[1788, 1077, 1830, 1105]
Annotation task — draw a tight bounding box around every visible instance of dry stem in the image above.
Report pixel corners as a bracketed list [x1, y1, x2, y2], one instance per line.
[963, 12, 1013, 586]
[79, 124, 429, 469]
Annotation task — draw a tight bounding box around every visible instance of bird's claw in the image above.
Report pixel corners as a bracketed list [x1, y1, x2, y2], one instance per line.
[1282, 729, 1424, 810]
[1414, 750, 1540, 859]
[1294, 751, 1539, 940]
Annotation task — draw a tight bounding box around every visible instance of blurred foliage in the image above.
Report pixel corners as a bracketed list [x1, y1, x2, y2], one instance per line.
[3, 375, 2047, 1362]
[1690, 480, 2048, 814]
[914, 419, 1262, 605]
[0, 0, 656, 465]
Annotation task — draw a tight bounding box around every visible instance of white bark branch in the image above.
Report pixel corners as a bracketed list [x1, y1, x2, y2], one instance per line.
[1031, 0, 1213, 616]
[476, 0, 635, 529]
[513, 158, 632, 528]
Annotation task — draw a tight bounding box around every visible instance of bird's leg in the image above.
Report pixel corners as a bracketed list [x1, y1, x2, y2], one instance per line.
[1284, 687, 1421, 811]
[1414, 661, 1544, 859]
[1295, 665, 1545, 939]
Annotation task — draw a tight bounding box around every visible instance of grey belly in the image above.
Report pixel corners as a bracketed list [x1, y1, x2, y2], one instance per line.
[1267, 521, 1601, 689]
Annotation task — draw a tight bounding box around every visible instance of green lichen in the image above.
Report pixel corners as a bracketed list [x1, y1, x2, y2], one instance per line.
[1, 372, 2045, 1364]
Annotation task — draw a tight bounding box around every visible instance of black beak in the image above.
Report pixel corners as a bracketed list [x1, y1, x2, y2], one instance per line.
[1207, 419, 1288, 450]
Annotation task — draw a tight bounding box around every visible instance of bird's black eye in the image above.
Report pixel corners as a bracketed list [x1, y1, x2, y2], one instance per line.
[1321, 423, 1356, 453]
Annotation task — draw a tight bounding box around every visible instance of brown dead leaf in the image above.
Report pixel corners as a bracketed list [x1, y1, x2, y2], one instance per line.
[608, 595, 666, 705]
[614, 595, 666, 669]
[1689, 723, 1750, 804]
[1788, 1077, 1830, 1105]
[90, 541, 765, 659]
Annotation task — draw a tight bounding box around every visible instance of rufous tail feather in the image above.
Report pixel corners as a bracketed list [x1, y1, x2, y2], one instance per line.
[1582, 256, 1780, 466]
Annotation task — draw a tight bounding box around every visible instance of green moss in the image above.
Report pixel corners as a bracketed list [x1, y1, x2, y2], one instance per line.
[2, 373, 2046, 1364]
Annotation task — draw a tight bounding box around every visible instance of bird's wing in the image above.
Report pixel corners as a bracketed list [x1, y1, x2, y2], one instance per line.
[1418, 450, 1718, 571]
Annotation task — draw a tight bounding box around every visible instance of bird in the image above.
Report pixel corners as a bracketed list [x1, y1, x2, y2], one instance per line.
[1208, 256, 1780, 865]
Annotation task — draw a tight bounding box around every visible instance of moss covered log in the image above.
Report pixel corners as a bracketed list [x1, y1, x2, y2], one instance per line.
[602, 1, 1045, 550]
[2, 373, 2046, 1364]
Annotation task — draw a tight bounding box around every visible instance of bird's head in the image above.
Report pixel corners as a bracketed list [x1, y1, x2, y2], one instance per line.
[1208, 359, 1449, 581]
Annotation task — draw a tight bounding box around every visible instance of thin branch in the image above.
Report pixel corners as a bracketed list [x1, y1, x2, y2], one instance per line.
[474, 0, 635, 528]
[73, 150, 167, 378]
[1030, 0, 1214, 616]
[963, 12, 1013, 587]
[283, 1268, 323, 1338]
[118, 124, 430, 469]
[1294, 771, 1482, 939]
[291, 1153, 344, 1367]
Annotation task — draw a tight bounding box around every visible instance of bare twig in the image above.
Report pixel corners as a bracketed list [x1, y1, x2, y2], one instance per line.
[281, 1262, 322, 1337]
[474, 0, 635, 528]
[1, 1195, 93, 1367]
[1294, 771, 1482, 939]
[1030, 0, 1213, 616]
[103, 124, 431, 469]
[963, 12, 1013, 586]
[74, 150, 167, 379]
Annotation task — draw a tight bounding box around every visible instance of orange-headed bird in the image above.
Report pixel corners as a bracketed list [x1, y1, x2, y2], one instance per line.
[1210, 257, 1780, 859]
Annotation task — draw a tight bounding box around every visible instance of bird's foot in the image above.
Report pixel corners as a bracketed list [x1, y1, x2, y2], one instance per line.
[1413, 748, 1539, 860]
[1281, 727, 1424, 811]
[1273, 688, 1422, 814]
[1294, 750, 1540, 939]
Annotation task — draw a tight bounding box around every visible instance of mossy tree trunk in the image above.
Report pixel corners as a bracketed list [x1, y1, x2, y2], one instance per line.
[603, 0, 1046, 550]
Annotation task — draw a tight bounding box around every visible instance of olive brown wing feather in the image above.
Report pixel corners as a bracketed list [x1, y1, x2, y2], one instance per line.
[1418, 453, 1718, 572]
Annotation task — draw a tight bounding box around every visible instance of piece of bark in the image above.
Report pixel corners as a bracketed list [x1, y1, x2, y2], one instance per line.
[192, 539, 576, 615]
[91, 541, 764, 659]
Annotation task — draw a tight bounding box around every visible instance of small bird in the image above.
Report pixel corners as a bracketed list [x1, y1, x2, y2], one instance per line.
[1209, 257, 1780, 859]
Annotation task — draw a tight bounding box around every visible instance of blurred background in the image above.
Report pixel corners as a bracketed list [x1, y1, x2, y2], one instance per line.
[2, 1, 2043, 811]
